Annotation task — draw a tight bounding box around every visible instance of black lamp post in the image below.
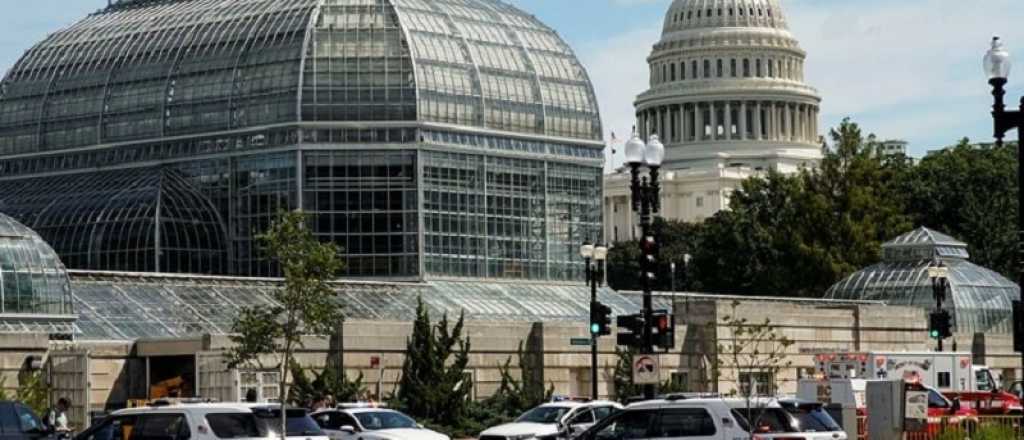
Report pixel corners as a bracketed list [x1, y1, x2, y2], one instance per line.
[624, 130, 665, 400]
[985, 36, 1024, 375]
[580, 242, 608, 400]
[928, 260, 950, 352]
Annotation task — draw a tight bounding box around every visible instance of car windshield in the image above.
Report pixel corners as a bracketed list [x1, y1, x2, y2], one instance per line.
[353, 412, 417, 430]
[253, 408, 324, 436]
[787, 406, 841, 432]
[517, 406, 571, 424]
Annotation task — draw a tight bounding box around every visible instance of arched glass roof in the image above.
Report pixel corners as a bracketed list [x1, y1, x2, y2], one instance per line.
[0, 212, 73, 317]
[0, 168, 228, 274]
[0, 0, 601, 157]
[826, 227, 1020, 334]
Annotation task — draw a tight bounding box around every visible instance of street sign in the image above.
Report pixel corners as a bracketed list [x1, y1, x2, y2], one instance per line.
[570, 337, 591, 346]
[633, 354, 660, 384]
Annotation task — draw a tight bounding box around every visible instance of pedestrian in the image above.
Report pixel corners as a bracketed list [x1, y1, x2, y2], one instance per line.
[311, 396, 327, 411]
[245, 388, 258, 403]
[46, 398, 71, 439]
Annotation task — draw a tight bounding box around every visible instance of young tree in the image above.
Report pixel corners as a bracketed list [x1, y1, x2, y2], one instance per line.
[714, 301, 793, 439]
[484, 341, 553, 418]
[290, 361, 366, 407]
[394, 297, 472, 429]
[227, 210, 344, 439]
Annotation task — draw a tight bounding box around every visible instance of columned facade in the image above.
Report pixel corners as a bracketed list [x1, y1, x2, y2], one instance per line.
[605, 0, 823, 235]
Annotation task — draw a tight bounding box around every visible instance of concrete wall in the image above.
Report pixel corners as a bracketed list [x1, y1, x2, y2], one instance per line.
[0, 297, 1013, 413]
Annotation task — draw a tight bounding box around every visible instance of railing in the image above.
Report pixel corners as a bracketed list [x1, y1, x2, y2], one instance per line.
[858, 415, 1023, 439]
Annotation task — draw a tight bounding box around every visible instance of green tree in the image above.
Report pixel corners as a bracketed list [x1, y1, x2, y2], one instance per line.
[227, 210, 345, 439]
[715, 301, 793, 439]
[904, 138, 1017, 278]
[607, 218, 701, 292]
[689, 118, 911, 297]
[394, 298, 472, 430]
[289, 361, 366, 407]
[483, 341, 553, 419]
[0, 372, 51, 416]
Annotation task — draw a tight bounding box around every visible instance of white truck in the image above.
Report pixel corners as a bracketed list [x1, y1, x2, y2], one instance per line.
[811, 351, 999, 393]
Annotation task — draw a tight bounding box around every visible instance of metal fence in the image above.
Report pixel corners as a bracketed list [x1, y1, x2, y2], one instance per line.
[857, 416, 1024, 439]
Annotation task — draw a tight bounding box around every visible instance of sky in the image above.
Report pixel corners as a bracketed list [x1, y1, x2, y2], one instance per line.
[1, 0, 1022, 162]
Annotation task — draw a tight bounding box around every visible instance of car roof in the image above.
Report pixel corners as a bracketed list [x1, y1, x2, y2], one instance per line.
[538, 400, 621, 409]
[625, 398, 783, 410]
[319, 408, 402, 415]
[112, 404, 255, 415]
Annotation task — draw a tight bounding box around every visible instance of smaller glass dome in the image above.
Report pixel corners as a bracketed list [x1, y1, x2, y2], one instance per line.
[826, 227, 1020, 334]
[0, 212, 73, 316]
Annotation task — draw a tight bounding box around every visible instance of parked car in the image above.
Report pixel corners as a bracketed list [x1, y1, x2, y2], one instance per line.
[571, 396, 846, 440]
[241, 405, 328, 440]
[310, 408, 448, 440]
[479, 400, 622, 440]
[73, 403, 266, 440]
[0, 401, 53, 440]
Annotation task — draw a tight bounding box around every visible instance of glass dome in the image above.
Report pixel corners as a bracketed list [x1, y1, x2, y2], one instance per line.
[826, 227, 1020, 334]
[0, 0, 602, 157]
[0, 212, 73, 316]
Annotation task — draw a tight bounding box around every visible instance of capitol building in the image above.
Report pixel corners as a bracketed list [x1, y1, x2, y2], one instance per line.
[604, 0, 822, 240]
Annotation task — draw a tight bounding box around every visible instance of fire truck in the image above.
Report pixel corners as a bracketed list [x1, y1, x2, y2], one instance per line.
[811, 351, 999, 393]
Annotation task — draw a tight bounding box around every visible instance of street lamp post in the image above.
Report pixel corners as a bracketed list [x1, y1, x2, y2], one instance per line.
[985, 36, 1024, 375]
[624, 130, 665, 400]
[928, 261, 950, 352]
[581, 242, 608, 400]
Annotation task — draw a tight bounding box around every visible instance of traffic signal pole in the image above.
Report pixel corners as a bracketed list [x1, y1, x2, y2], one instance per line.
[640, 199, 655, 400]
[589, 261, 599, 400]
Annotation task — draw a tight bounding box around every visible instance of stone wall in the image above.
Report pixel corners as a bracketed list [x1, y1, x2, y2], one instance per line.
[0, 296, 1013, 416]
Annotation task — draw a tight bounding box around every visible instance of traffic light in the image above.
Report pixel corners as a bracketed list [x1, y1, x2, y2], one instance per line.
[640, 236, 657, 282]
[1014, 301, 1024, 352]
[651, 310, 675, 351]
[928, 309, 953, 340]
[616, 313, 644, 347]
[590, 301, 612, 336]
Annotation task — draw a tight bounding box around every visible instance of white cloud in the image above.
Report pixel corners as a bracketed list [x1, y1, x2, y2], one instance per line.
[577, 26, 662, 172]
[786, 0, 1024, 149]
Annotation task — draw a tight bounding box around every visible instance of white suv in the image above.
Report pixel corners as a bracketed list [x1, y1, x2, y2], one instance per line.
[572, 397, 846, 440]
[479, 400, 622, 440]
[73, 403, 269, 440]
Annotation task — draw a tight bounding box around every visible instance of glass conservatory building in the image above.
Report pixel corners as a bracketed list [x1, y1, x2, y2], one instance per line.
[826, 227, 1020, 334]
[0, 0, 604, 280]
[0, 213, 75, 335]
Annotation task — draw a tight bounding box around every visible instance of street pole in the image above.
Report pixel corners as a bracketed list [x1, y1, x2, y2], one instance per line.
[589, 259, 599, 400]
[624, 131, 664, 401]
[639, 178, 655, 400]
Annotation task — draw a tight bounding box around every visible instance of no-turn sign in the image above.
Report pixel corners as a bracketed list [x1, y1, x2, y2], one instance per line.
[633, 355, 660, 384]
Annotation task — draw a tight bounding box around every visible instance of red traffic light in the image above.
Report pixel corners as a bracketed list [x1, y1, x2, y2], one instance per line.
[656, 315, 670, 331]
[641, 236, 656, 253]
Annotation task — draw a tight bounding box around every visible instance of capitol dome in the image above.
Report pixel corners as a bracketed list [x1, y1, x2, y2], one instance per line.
[0, 212, 73, 317]
[636, 0, 821, 172]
